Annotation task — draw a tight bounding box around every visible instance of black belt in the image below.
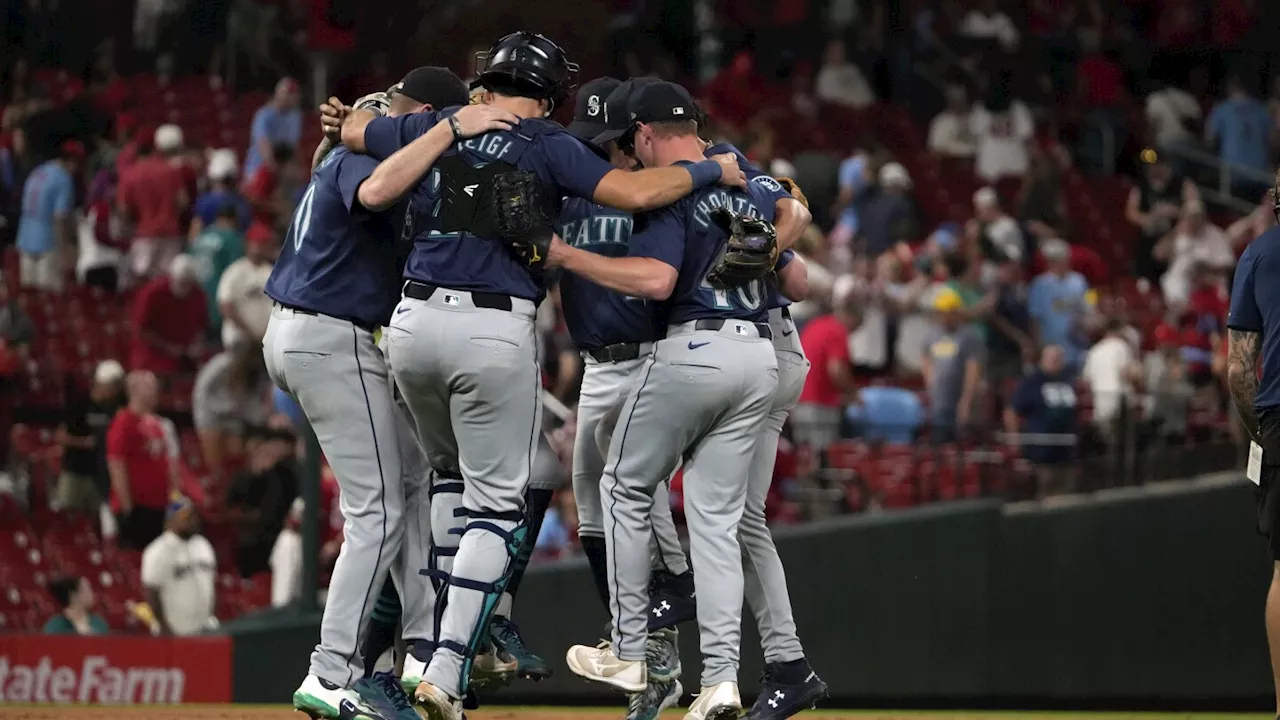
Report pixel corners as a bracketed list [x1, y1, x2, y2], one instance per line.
[694, 318, 773, 340]
[275, 303, 378, 333]
[403, 281, 513, 311]
[585, 342, 642, 363]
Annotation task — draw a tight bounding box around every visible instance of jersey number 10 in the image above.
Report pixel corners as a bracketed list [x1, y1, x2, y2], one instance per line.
[700, 275, 764, 311]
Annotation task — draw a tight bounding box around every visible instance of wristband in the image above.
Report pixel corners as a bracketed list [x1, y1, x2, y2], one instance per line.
[686, 159, 722, 189]
[449, 115, 463, 143]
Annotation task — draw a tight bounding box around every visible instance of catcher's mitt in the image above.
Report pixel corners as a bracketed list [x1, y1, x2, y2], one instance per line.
[491, 169, 555, 267]
[776, 176, 809, 210]
[706, 207, 779, 289]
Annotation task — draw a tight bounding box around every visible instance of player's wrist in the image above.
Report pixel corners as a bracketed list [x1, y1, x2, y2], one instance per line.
[686, 160, 721, 190]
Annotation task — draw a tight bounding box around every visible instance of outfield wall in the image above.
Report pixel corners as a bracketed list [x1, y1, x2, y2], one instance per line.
[15, 474, 1262, 708]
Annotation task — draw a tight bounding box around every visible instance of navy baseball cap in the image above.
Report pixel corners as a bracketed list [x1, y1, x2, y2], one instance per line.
[390, 66, 469, 109]
[627, 81, 698, 126]
[567, 77, 621, 141]
[591, 76, 663, 145]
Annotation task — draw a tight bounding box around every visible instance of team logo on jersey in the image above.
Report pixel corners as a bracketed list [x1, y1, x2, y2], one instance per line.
[587, 95, 602, 117]
[751, 175, 783, 193]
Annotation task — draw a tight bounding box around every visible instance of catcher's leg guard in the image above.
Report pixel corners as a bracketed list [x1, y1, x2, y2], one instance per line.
[420, 510, 527, 699]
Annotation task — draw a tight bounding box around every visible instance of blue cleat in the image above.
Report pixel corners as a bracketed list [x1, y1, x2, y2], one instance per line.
[747, 658, 828, 720]
[355, 671, 424, 720]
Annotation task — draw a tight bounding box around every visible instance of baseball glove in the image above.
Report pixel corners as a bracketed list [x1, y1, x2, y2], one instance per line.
[776, 176, 809, 210]
[354, 91, 391, 116]
[706, 207, 779, 289]
[491, 169, 555, 266]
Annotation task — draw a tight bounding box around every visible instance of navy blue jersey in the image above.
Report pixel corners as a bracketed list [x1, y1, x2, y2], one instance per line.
[265, 147, 410, 328]
[630, 162, 779, 326]
[706, 143, 793, 310]
[363, 109, 614, 301]
[556, 197, 654, 348]
[1229, 227, 1280, 411]
[1010, 370, 1078, 464]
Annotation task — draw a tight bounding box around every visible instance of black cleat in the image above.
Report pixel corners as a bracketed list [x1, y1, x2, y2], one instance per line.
[747, 658, 828, 720]
[647, 570, 696, 631]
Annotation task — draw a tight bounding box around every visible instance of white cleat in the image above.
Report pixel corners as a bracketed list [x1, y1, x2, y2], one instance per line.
[413, 681, 463, 720]
[400, 653, 428, 696]
[565, 643, 648, 693]
[293, 674, 378, 720]
[683, 682, 743, 720]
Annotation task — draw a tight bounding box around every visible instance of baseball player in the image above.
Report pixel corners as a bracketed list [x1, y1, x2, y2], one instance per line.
[573, 80, 823, 720]
[550, 80, 785, 720]
[264, 67, 518, 720]
[333, 31, 747, 720]
[706, 152, 828, 720]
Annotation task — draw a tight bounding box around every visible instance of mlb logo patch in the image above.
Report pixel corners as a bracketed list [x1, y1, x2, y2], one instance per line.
[734, 323, 749, 335]
[444, 294, 461, 307]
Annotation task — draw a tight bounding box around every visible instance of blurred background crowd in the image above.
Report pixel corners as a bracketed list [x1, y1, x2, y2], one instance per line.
[0, 0, 1275, 635]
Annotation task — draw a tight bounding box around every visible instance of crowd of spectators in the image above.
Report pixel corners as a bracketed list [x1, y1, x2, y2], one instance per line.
[0, 0, 1275, 632]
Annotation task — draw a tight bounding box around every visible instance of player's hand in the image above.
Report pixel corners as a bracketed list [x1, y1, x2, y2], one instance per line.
[709, 152, 747, 189]
[545, 233, 570, 268]
[319, 96, 350, 141]
[451, 104, 520, 137]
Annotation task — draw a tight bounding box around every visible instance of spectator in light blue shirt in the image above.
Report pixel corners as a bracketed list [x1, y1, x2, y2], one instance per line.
[848, 385, 924, 444]
[16, 142, 81, 291]
[1028, 239, 1090, 371]
[829, 149, 870, 247]
[242, 78, 302, 181]
[1207, 77, 1272, 198]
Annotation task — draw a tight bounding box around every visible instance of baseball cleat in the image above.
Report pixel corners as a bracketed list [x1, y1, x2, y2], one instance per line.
[400, 642, 432, 696]
[413, 681, 463, 720]
[490, 616, 553, 680]
[565, 642, 647, 692]
[645, 627, 682, 682]
[648, 570, 697, 631]
[470, 645, 518, 689]
[294, 675, 382, 720]
[626, 679, 683, 720]
[683, 681, 742, 720]
[356, 671, 426, 720]
[746, 658, 828, 720]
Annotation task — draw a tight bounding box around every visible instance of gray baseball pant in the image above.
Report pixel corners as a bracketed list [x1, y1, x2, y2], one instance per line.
[384, 288, 540, 699]
[601, 320, 777, 688]
[264, 306, 426, 688]
[741, 308, 808, 664]
[574, 347, 689, 575]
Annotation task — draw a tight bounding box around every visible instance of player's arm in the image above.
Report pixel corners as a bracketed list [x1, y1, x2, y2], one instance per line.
[546, 134, 744, 212]
[339, 109, 438, 159]
[546, 206, 683, 300]
[776, 250, 809, 302]
[1227, 244, 1263, 442]
[357, 105, 519, 212]
[773, 197, 810, 253]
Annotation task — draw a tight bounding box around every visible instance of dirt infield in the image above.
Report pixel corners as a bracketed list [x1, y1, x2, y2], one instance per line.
[0, 709, 1267, 720]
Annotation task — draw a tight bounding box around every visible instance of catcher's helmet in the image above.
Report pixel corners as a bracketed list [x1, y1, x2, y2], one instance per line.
[473, 32, 578, 111]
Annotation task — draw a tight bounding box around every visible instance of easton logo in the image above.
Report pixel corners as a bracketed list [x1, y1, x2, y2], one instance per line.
[463, 184, 479, 197]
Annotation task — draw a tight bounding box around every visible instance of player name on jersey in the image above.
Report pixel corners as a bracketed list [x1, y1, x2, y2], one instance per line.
[692, 188, 763, 229]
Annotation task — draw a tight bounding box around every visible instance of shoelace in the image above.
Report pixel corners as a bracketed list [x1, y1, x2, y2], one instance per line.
[375, 673, 412, 712]
[495, 619, 530, 654]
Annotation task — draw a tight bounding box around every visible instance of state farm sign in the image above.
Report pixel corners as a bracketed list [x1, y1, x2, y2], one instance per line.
[0, 634, 230, 704]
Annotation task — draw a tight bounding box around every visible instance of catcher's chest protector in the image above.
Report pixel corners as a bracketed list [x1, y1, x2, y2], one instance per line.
[433, 114, 558, 241]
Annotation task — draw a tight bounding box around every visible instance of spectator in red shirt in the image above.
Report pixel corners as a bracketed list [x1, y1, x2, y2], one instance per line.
[116, 125, 188, 283]
[793, 292, 861, 457]
[243, 143, 299, 238]
[107, 370, 176, 549]
[130, 255, 208, 374]
[703, 51, 767, 130]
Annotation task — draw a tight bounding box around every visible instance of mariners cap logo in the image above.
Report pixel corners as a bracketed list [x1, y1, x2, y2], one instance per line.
[587, 94, 601, 116]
